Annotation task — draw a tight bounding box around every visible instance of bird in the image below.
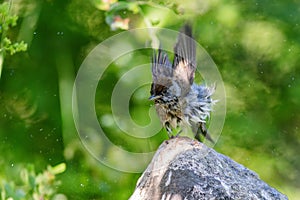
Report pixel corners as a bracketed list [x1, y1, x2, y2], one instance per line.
[149, 25, 215, 142]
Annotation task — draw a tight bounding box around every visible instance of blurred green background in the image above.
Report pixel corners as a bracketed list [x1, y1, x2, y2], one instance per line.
[0, 0, 299, 199]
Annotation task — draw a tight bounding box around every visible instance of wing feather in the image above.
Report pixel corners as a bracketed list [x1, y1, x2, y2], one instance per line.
[151, 48, 172, 83]
[173, 25, 196, 87]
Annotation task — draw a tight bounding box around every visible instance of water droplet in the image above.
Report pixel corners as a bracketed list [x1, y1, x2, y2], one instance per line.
[33, 32, 37, 35]
[11, 163, 14, 167]
[291, 77, 295, 81]
[80, 183, 84, 187]
[39, 128, 43, 132]
[288, 84, 291, 88]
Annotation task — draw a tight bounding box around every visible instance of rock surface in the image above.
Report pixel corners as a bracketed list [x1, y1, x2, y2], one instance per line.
[129, 137, 288, 200]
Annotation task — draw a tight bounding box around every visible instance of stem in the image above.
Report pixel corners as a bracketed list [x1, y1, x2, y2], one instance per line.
[0, 0, 13, 79]
[55, 45, 76, 144]
[0, 51, 3, 79]
[137, 5, 159, 49]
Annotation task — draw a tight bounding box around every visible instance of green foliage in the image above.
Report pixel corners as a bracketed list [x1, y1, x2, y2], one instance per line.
[94, 0, 178, 31]
[0, 0, 299, 199]
[0, 163, 66, 200]
[0, 2, 27, 55]
[0, 2, 18, 30]
[2, 37, 27, 55]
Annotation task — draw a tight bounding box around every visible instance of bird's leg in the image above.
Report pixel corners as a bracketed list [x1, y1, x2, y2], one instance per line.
[195, 122, 214, 143]
[194, 127, 202, 142]
[165, 122, 173, 138]
[175, 118, 182, 137]
[175, 129, 182, 137]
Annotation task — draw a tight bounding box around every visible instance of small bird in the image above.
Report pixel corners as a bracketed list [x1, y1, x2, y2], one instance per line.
[149, 25, 215, 142]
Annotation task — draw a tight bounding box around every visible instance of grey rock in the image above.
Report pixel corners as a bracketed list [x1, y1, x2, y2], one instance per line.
[129, 137, 288, 200]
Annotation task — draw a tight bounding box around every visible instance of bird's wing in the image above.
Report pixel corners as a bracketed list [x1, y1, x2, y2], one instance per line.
[172, 25, 196, 95]
[151, 48, 173, 84]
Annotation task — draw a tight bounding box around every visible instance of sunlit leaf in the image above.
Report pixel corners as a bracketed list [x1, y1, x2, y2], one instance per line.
[50, 163, 66, 175]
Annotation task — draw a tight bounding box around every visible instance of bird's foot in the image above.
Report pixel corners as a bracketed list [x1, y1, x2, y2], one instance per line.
[175, 129, 182, 137]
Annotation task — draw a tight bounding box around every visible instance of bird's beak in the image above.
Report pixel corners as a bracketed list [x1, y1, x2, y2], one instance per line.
[148, 95, 161, 100]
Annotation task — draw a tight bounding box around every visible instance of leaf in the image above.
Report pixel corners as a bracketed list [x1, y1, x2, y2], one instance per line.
[4, 182, 15, 198]
[50, 163, 66, 175]
[93, 0, 118, 11]
[29, 174, 36, 189]
[3, 37, 12, 46]
[108, 2, 130, 14]
[127, 2, 140, 14]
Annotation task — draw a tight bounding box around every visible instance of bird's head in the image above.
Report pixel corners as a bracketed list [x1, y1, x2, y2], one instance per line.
[149, 83, 167, 101]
